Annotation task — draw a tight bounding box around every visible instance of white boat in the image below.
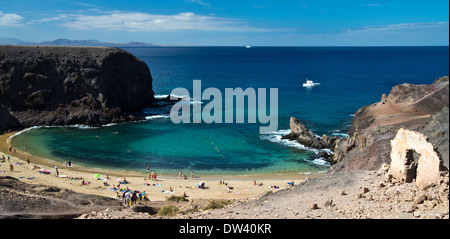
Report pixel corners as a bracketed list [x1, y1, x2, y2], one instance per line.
[302, 80, 320, 87]
[245, 45, 251, 48]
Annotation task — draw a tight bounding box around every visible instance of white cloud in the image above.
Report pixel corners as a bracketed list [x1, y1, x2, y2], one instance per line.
[41, 11, 274, 32]
[0, 11, 24, 27]
[348, 22, 449, 33]
[185, 0, 211, 6]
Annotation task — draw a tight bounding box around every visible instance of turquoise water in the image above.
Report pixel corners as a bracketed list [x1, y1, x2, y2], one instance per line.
[11, 47, 449, 175]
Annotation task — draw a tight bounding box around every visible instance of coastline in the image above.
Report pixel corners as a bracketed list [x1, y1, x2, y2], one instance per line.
[1, 129, 324, 202]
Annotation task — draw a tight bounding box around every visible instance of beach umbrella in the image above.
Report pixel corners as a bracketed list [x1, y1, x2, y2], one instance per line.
[117, 177, 123, 182]
[94, 174, 100, 178]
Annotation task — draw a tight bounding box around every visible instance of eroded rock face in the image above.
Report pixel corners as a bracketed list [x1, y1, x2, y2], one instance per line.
[0, 46, 155, 129]
[331, 77, 449, 172]
[388, 128, 447, 190]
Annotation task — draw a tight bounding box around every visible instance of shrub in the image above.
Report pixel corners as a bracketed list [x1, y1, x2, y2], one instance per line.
[157, 205, 179, 216]
[166, 195, 188, 202]
[203, 200, 231, 210]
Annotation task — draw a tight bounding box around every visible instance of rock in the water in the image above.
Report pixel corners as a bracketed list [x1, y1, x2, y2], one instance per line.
[282, 117, 340, 150]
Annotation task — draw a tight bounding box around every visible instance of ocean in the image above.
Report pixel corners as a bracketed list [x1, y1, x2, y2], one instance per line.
[10, 46, 449, 175]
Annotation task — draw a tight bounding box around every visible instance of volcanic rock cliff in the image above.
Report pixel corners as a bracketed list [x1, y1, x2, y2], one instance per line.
[331, 76, 449, 172]
[0, 45, 155, 130]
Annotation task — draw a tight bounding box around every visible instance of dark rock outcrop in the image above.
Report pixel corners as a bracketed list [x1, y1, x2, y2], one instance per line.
[331, 76, 449, 172]
[0, 45, 155, 129]
[282, 117, 341, 150]
[418, 107, 449, 168]
[282, 117, 343, 162]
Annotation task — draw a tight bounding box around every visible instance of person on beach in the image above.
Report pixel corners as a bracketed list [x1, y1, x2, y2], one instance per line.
[9, 164, 13, 172]
[149, 172, 153, 181]
[143, 191, 149, 201]
[178, 170, 182, 177]
[68, 161, 72, 167]
[131, 191, 137, 205]
[55, 166, 59, 177]
[253, 180, 263, 186]
[124, 191, 131, 206]
[191, 170, 194, 179]
[26, 158, 30, 164]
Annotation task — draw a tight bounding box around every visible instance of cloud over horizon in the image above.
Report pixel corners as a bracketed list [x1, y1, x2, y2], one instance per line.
[31, 10, 274, 32]
[0, 11, 24, 27]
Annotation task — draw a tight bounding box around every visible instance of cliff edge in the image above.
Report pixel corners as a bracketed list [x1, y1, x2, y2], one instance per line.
[332, 76, 449, 172]
[0, 45, 155, 130]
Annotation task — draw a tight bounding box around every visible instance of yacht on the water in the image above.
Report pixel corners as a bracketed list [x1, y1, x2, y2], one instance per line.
[303, 79, 320, 87]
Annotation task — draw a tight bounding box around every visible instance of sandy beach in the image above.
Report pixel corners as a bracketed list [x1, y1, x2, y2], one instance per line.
[0, 130, 322, 203]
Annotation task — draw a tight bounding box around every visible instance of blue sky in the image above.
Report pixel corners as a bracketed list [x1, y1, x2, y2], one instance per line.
[0, 0, 448, 46]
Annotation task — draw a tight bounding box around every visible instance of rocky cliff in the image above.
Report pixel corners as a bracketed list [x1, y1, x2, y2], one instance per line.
[0, 45, 155, 130]
[331, 76, 449, 172]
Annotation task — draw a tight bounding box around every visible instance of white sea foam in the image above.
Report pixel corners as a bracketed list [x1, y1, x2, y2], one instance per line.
[311, 157, 330, 166]
[8, 126, 41, 142]
[103, 123, 119, 127]
[154, 94, 188, 99]
[260, 129, 315, 152]
[331, 132, 349, 138]
[259, 129, 333, 166]
[154, 94, 169, 99]
[7, 124, 102, 143]
[154, 93, 205, 105]
[145, 115, 170, 120]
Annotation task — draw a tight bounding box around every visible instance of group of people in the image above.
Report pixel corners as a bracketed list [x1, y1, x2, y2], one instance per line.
[148, 172, 157, 181]
[1, 154, 11, 163]
[122, 190, 149, 206]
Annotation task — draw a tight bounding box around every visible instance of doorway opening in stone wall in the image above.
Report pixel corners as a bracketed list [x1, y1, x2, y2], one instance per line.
[404, 149, 420, 183]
